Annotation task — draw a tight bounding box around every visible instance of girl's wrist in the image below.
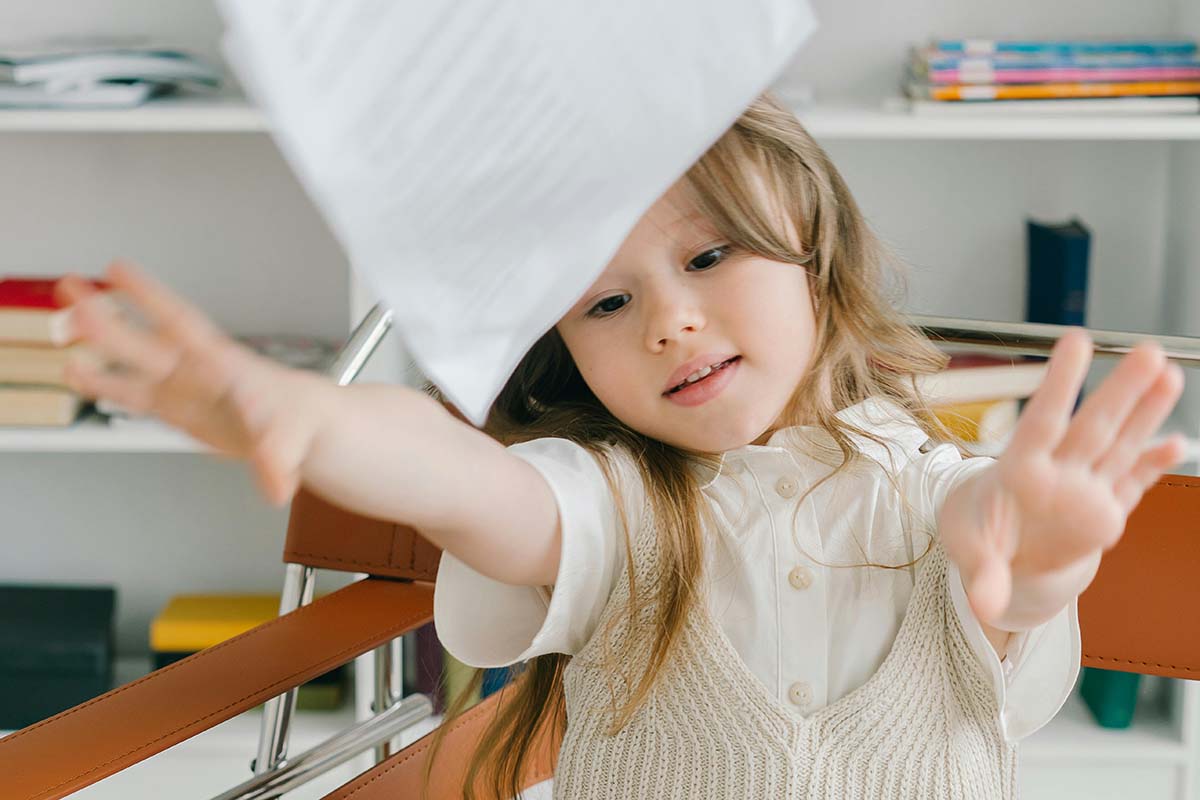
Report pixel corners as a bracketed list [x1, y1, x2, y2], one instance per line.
[994, 548, 1101, 632]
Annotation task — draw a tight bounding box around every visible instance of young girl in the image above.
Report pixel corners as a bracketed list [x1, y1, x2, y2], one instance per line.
[56, 93, 1184, 799]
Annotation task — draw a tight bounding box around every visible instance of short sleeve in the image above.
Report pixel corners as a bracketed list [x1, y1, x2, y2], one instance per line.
[906, 441, 1081, 743]
[434, 437, 641, 669]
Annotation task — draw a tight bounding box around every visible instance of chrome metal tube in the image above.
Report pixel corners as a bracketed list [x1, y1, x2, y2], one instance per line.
[253, 304, 396, 776]
[372, 637, 404, 763]
[252, 564, 317, 775]
[328, 303, 395, 387]
[215, 694, 433, 800]
[913, 315, 1200, 365]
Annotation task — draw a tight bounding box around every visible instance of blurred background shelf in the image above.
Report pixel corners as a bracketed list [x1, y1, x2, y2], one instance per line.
[0, 93, 266, 132]
[800, 103, 1200, 141]
[3, 95, 1200, 140]
[0, 413, 205, 453]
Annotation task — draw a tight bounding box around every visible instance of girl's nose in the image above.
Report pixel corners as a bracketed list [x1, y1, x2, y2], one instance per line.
[644, 286, 705, 352]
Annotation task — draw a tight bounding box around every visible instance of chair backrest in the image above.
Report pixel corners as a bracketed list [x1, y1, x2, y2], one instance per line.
[284, 489, 442, 581]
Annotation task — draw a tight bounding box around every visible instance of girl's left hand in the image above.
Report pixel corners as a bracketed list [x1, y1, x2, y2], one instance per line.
[940, 328, 1187, 626]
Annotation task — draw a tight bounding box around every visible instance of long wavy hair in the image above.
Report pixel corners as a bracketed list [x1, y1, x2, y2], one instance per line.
[423, 92, 954, 799]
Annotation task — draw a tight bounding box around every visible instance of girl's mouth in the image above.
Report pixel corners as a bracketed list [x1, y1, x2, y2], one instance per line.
[664, 356, 741, 406]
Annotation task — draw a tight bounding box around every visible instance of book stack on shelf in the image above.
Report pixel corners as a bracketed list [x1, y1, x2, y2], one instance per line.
[917, 353, 1049, 454]
[904, 38, 1200, 116]
[0, 275, 107, 428]
[0, 38, 221, 109]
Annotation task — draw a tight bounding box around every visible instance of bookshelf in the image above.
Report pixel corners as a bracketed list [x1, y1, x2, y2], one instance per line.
[3, 1, 1199, 798]
[4, 93, 1200, 140]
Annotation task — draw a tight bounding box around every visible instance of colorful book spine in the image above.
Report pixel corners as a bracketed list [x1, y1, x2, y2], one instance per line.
[932, 39, 1197, 57]
[915, 79, 1200, 101]
[927, 65, 1200, 85]
[921, 52, 1200, 71]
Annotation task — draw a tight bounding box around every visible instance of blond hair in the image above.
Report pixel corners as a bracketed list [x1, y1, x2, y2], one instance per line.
[425, 92, 954, 799]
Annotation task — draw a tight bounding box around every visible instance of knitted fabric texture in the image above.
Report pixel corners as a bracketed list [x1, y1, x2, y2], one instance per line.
[552, 517, 1018, 799]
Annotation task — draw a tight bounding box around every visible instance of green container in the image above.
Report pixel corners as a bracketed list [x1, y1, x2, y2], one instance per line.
[1079, 666, 1141, 729]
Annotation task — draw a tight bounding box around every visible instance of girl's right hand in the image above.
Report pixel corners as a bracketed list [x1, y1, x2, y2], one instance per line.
[56, 261, 334, 506]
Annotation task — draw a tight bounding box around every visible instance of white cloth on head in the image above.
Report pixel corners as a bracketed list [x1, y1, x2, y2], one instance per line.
[217, 0, 818, 424]
[435, 397, 1080, 745]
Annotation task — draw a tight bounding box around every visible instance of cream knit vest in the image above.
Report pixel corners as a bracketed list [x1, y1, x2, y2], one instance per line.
[552, 519, 1018, 799]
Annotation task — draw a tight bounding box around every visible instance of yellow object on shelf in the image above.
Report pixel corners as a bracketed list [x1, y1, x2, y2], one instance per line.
[933, 398, 1018, 444]
[150, 593, 345, 711]
[150, 594, 288, 652]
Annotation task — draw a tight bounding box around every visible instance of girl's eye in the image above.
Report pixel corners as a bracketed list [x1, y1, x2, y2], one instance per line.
[587, 294, 630, 318]
[688, 246, 729, 271]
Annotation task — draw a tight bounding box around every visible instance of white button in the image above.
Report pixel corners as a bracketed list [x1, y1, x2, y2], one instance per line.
[775, 475, 799, 498]
[787, 565, 814, 591]
[788, 681, 812, 708]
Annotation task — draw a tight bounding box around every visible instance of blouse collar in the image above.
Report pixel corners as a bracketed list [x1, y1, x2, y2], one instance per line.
[689, 396, 927, 490]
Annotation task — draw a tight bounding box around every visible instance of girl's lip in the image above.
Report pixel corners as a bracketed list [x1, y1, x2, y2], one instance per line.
[663, 356, 740, 407]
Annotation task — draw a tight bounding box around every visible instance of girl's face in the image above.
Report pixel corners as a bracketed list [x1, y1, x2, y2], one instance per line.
[556, 184, 817, 454]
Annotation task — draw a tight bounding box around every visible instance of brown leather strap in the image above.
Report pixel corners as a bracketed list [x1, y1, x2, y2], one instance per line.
[1079, 474, 1200, 679]
[321, 684, 558, 800]
[0, 578, 433, 800]
[285, 489, 442, 581]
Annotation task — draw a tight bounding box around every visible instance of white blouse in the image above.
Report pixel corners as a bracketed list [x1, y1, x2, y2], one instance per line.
[434, 397, 1080, 743]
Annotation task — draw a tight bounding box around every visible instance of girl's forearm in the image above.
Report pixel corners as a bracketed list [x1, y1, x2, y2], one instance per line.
[295, 380, 561, 586]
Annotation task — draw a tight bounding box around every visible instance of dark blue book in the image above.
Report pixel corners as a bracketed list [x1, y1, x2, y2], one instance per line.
[1026, 218, 1090, 327]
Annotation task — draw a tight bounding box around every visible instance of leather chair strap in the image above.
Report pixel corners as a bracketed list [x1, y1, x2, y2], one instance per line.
[1079, 474, 1200, 679]
[321, 684, 558, 800]
[0, 578, 433, 800]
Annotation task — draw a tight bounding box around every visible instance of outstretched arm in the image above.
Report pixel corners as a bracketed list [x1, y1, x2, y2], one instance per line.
[56, 261, 562, 587]
[938, 329, 1186, 654]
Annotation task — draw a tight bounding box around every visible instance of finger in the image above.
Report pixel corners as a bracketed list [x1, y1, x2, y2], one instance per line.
[1005, 329, 1092, 460]
[1114, 434, 1187, 514]
[55, 273, 102, 306]
[63, 358, 155, 413]
[1095, 362, 1183, 480]
[1054, 341, 1166, 465]
[103, 260, 221, 348]
[71, 289, 180, 381]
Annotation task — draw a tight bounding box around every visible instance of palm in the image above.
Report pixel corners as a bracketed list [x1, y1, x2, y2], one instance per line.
[944, 329, 1185, 623]
[55, 262, 322, 505]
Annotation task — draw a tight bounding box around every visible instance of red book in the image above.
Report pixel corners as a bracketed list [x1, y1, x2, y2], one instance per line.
[0, 276, 109, 346]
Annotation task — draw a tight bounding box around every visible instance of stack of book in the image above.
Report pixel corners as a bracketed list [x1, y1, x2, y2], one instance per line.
[0, 276, 107, 427]
[917, 353, 1050, 453]
[0, 38, 221, 109]
[904, 38, 1200, 115]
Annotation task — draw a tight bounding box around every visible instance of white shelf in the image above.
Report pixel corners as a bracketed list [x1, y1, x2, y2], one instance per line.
[0, 413, 206, 453]
[1023, 689, 1189, 765]
[0, 93, 267, 133]
[800, 103, 1200, 141]
[2, 95, 1200, 140]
